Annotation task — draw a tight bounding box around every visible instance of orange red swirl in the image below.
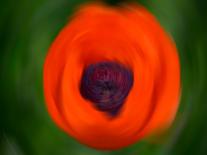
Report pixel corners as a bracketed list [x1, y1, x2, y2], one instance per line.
[43, 3, 180, 150]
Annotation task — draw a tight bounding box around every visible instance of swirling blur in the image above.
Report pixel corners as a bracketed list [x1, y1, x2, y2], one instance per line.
[0, 0, 207, 155]
[80, 61, 133, 115]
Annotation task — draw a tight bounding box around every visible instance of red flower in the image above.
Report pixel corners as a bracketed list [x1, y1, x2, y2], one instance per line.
[43, 3, 180, 150]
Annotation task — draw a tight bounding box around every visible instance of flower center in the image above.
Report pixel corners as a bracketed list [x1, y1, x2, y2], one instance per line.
[80, 61, 133, 116]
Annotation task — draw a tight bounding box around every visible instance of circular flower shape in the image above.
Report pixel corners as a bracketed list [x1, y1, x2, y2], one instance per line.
[43, 3, 180, 150]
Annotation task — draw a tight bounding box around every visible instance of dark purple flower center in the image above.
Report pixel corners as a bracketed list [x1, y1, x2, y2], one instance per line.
[80, 61, 133, 116]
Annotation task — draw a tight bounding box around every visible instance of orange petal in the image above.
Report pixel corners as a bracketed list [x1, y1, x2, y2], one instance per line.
[43, 3, 180, 150]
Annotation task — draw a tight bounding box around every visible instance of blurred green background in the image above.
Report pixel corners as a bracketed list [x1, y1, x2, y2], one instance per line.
[0, 0, 207, 155]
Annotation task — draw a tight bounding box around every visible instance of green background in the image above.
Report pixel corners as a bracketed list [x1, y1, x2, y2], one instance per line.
[0, 0, 207, 154]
